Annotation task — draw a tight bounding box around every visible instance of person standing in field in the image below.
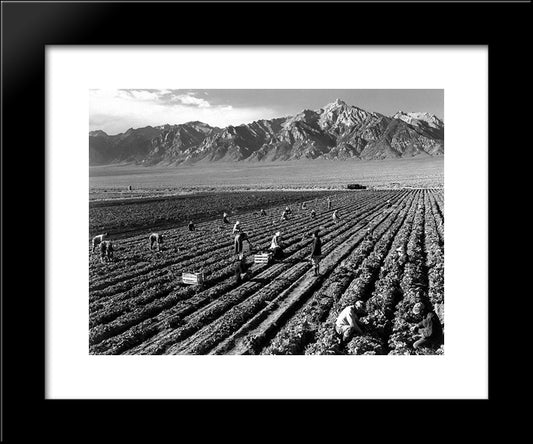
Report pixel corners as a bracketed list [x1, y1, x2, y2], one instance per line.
[233, 220, 241, 234]
[92, 232, 108, 252]
[310, 229, 322, 276]
[149, 233, 163, 251]
[335, 301, 365, 347]
[104, 241, 114, 261]
[223, 212, 230, 224]
[234, 252, 250, 284]
[332, 210, 340, 224]
[269, 231, 284, 260]
[285, 206, 292, 215]
[327, 197, 332, 210]
[301, 202, 307, 210]
[99, 240, 113, 263]
[188, 221, 195, 231]
[280, 210, 288, 222]
[310, 209, 316, 218]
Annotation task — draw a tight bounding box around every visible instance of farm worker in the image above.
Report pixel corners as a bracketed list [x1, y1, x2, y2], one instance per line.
[327, 197, 332, 210]
[396, 246, 407, 265]
[310, 229, 322, 276]
[149, 233, 163, 251]
[280, 210, 288, 221]
[99, 241, 107, 263]
[301, 202, 307, 210]
[99, 241, 114, 263]
[92, 232, 108, 252]
[285, 206, 292, 215]
[223, 212, 230, 224]
[335, 303, 364, 346]
[234, 231, 253, 257]
[411, 306, 443, 350]
[260, 209, 267, 216]
[310, 209, 316, 218]
[232, 221, 241, 234]
[269, 231, 284, 260]
[234, 253, 250, 284]
[332, 210, 340, 224]
[188, 221, 195, 231]
[386, 199, 391, 207]
[104, 241, 114, 261]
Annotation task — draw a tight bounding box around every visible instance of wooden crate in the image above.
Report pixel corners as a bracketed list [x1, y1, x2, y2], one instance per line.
[182, 272, 204, 286]
[254, 253, 272, 264]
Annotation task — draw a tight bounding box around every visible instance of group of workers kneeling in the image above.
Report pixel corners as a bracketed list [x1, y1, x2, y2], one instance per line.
[334, 299, 443, 352]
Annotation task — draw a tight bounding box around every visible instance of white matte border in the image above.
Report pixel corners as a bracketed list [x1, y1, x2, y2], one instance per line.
[46, 46, 488, 399]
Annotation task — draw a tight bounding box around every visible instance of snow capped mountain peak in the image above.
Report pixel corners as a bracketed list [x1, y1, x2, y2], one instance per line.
[393, 111, 443, 128]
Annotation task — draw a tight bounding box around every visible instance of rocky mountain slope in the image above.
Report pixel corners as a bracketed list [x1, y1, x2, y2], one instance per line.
[89, 99, 444, 165]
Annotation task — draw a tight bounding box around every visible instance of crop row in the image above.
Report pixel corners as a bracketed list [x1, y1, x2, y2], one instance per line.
[90, 192, 405, 353]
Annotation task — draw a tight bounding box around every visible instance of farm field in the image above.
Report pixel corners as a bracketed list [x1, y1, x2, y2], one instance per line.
[90, 190, 339, 238]
[89, 189, 444, 355]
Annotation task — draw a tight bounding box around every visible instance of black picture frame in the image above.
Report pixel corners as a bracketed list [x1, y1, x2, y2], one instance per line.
[2, 0, 523, 440]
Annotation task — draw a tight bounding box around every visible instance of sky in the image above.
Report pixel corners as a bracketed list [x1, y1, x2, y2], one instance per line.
[90, 89, 444, 135]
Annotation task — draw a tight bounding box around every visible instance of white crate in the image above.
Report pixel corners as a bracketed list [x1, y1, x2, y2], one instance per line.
[254, 253, 271, 264]
[182, 272, 204, 285]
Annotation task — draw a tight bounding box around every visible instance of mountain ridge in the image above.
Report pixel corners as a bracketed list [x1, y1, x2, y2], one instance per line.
[90, 99, 444, 165]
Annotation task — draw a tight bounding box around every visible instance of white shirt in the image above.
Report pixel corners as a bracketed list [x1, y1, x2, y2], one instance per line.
[335, 306, 357, 330]
[270, 235, 281, 249]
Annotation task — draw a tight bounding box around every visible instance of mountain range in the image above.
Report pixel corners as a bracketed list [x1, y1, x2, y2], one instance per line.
[89, 99, 444, 165]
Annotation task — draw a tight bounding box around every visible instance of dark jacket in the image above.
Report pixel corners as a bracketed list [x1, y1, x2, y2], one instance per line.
[234, 233, 248, 254]
[417, 312, 442, 339]
[310, 236, 322, 257]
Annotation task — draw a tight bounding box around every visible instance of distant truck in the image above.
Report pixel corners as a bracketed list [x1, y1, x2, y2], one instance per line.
[346, 183, 367, 190]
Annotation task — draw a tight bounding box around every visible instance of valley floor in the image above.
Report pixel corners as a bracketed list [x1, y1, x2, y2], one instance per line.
[89, 157, 444, 201]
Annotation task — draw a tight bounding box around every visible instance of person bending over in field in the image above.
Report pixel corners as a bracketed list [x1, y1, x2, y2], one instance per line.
[396, 246, 407, 265]
[411, 304, 443, 351]
[92, 232, 108, 252]
[260, 209, 267, 216]
[223, 212, 230, 224]
[280, 210, 289, 222]
[332, 210, 340, 224]
[310, 209, 316, 218]
[335, 301, 365, 347]
[149, 233, 163, 251]
[234, 231, 253, 258]
[285, 206, 292, 215]
[309, 229, 322, 276]
[301, 202, 307, 210]
[188, 221, 195, 231]
[269, 231, 284, 260]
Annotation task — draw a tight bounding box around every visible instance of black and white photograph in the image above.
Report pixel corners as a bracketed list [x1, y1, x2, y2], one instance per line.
[89, 89, 444, 355]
